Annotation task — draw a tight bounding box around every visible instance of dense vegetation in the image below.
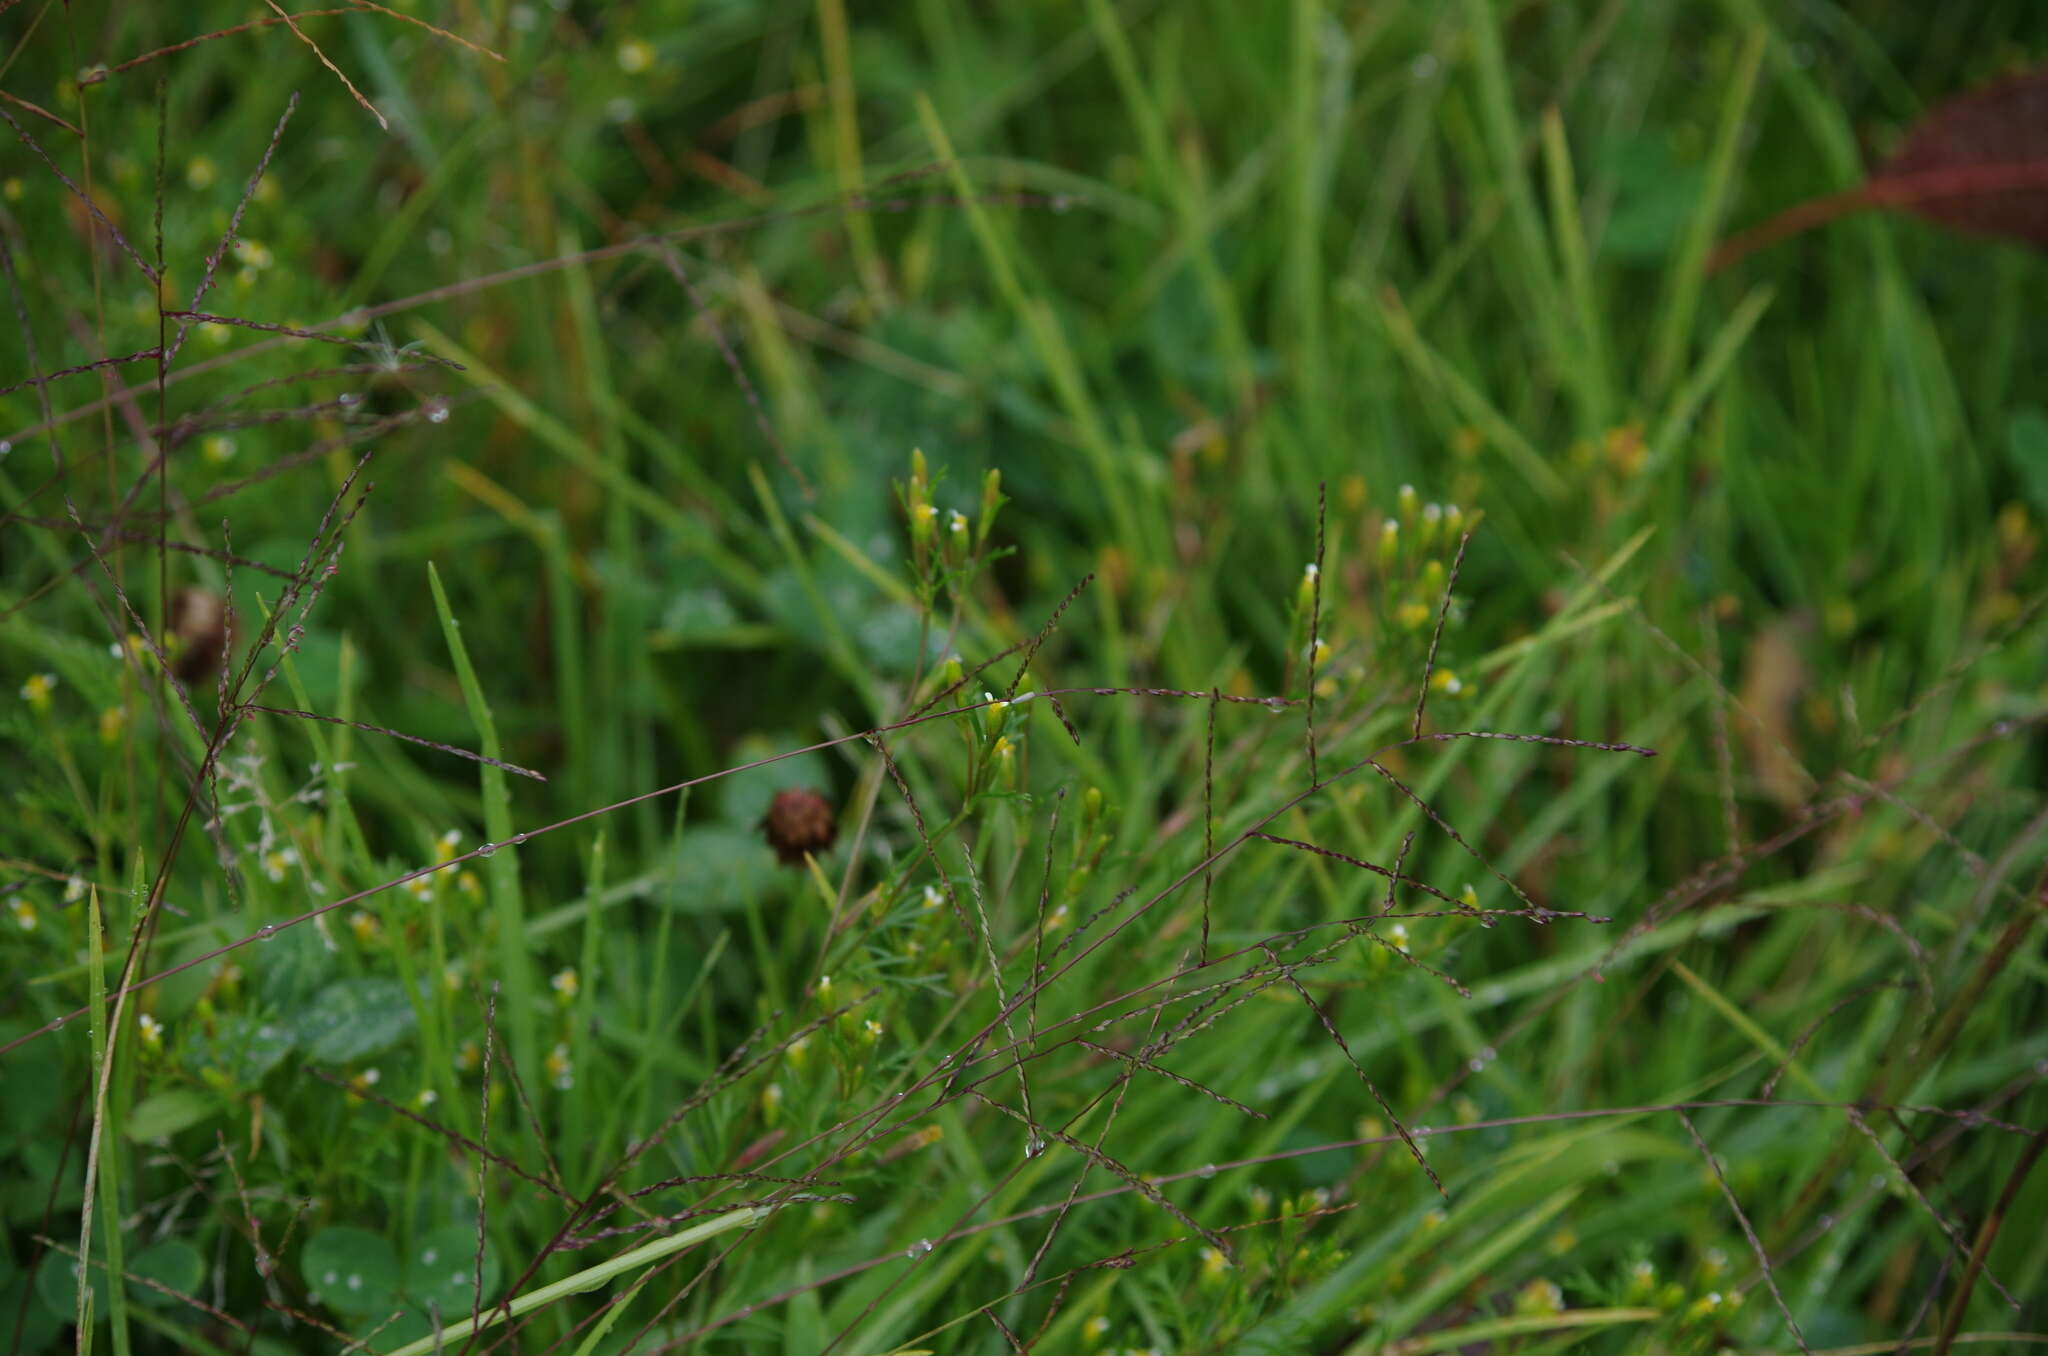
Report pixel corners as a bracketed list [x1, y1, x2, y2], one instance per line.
[2, 3, 2043, 1353]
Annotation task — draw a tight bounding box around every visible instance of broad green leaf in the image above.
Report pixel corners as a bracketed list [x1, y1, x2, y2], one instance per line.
[302, 1228, 402, 1317]
[294, 978, 418, 1064]
[123, 1089, 219, 1144]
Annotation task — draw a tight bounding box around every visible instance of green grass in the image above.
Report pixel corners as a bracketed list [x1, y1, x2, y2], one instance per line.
[2, 3, 2045, 1354]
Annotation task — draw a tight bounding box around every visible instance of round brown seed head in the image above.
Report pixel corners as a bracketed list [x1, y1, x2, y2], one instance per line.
[762, 787, 836, 865]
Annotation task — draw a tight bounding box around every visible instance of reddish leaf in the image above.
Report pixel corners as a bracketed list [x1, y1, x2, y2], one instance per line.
[1870, 66, 2048, 244]
[1711, 65, 2048, 271]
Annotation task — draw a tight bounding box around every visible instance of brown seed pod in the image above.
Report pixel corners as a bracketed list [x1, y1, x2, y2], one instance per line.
[761, 787, 836, 866]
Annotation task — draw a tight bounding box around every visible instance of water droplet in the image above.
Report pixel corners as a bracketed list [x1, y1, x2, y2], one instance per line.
[905, 1239, 934, 1259]
[337, 392, 360, 406]
[0, 439, 12, 457]
[1024, 1134, 1047, 1160]
[509, 832, 528, 845]
[49, 1014, 66, 1029]
[255, 924, 277, 939]
[476, 842, 497, 858]
[1197, 1163, 1218, 1179]
[1410, 52, 1438, 81]
[426, 403, 450, 424]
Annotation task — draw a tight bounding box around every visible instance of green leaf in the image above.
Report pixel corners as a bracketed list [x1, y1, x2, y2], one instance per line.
[716, 732, 832, 830]
[665, 824, 778, 914]
[258, 922, 335, 1011]
[2006, 408, 2048, 514]
[302, 1228, 402, 1316]
[126, 1239, 205, 1310]
[122, 1090, 218, 1144]
[0, 1033, 63, 1143]
[35, 1250, 100, 1324]
[294, 978, 418, 1064]
[404, 1225, 499, 1321]
[181, 1014, 297, 1086]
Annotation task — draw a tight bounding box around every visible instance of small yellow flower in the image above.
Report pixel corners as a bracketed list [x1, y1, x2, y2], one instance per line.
[232, 238, 273, 270]
[64, 875, 88, 904]
[443, 964, 464, 993]
[435, 829, 462, 861]
[202, 322, 232, 348]
[546, 1042, 574, 1090]
[1, 177, 21, 201]
[616, 38, 656, 73]
[1083, 1315, 1110, 1342]
[348, 911, 381, 944]
[1429, 668, 1463, 696]
[185, 156, 216, 190]
[1200, 1246, 1229, 1279]
[1450, 426, 1484, 459]
[1394, 600, 1431, 631]
[202, 435, 236, 464]
[920, 885, 943, 911]
[1045, 903, 1070, 932]
[261, 846, 298, 882]
[403, 873, 436, 901]
[414, 1088, 438, 1109]
[8, 896, 36, 931]
[1604, 423, 1646, 476]
[760, 1082, 783, 1122]
[99, 706, 127, 744]
[455, 1039, 481, 1072]
[1421, 1207, 1447, 1233]
[861, 1018, 883, 1044]
[456, 870, 481, 896]
[817, 973, 834, 998]
[787, 1035, 810, 1067]
[913, 1123, 943, 1149]
[137, 1013, 164, 1050]
[1514, 1278, 1564, 1317]
[349, 1067, 382, 1094]
[20, 673, 57, 711]
[1685, 1290, 1724, 1319]
[550, 967, 579, 1005]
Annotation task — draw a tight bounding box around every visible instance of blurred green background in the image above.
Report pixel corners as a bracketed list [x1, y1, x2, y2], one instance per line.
[2, 2, 2044, 1353]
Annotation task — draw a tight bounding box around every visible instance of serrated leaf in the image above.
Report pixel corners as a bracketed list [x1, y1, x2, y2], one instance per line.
[123, 1089, 218, 1143]
[302, 1227, 402, 1316]
[257, 921, 335, 1010]
[182, 1013, 297, 1086]
[294, 978, 418, 1064]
